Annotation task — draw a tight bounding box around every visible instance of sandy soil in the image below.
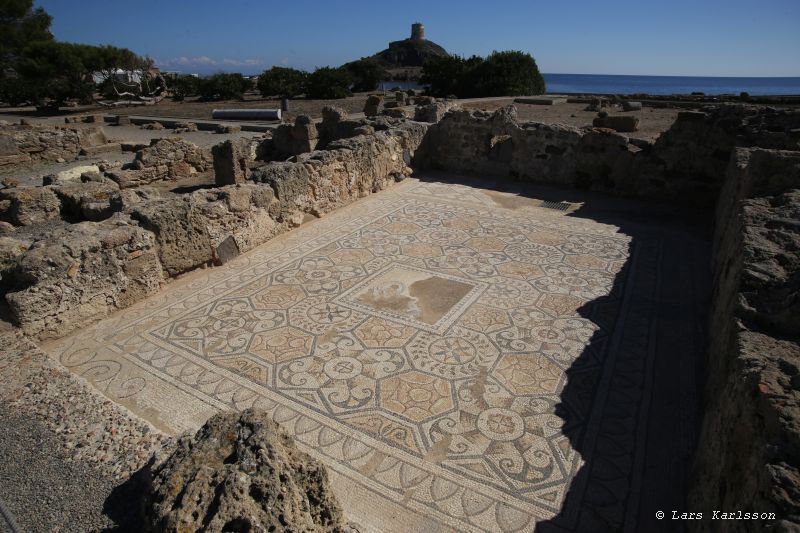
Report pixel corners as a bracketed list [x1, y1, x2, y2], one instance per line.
[461, 100, 682, 142]
[87, 91, 375, 123]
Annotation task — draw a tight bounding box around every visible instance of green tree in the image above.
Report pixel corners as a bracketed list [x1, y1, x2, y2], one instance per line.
[306, 67, 352, 99]
[473, 51, 545, 97]
[256, 66, 308, 98]
[0, 1, 155, 106]
[421, 51, 545, 98]
[343, 58, 385, 93]
[420, 55, 471, 97]
[169, 74, 200, 101]
[0, 0, 53, 70]
[199, 73, 249, 101]
[0, 0, 53, 104]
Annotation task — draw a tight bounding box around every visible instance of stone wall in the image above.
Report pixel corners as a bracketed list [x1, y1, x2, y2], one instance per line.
[0, 124, 109, 166]
[0, 180, 121, 227]
[417, 105, 800, 206]
[2, 217, 164, 339]
[690, 148, 800, 530]
[1, 121, 427, 340]
[108, 138, 212, 188]
[265, 106, 385, 161]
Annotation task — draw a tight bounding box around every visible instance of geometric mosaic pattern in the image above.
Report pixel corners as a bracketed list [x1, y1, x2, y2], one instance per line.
[45, 179, 659, 532]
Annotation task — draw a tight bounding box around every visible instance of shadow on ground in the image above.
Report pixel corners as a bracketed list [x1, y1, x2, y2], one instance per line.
[415, 171, 710, 532]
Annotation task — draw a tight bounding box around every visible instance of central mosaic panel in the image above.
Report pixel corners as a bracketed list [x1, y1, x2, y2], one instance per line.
[336, 264, 485, 333]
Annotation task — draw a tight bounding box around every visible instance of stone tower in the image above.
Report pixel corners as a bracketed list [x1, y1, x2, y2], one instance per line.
[411, 22, 425, 41]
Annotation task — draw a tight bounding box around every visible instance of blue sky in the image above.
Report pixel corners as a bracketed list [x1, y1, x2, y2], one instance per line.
[36, 0, 800, 76]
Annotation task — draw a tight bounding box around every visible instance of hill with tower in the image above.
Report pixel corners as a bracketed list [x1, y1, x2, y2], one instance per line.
[371, 22, 450, 68]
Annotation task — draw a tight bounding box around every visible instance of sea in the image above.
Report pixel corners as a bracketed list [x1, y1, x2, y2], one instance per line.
[379, 74, 800, 96]
[539, 74, 800, 96]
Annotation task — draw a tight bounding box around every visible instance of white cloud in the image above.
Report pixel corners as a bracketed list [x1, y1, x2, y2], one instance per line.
[157, 56, 262, 69]
[222, 58, 262, 66]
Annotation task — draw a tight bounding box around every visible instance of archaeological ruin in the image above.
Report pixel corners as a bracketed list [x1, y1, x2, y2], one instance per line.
[0, 96, 798, 532]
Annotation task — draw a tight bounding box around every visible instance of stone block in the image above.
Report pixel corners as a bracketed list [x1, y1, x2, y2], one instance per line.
[364, 95, 383, 116]
[514, 97, 567, 105]
[592, 115, 639, 132]
[214, 235, 240, 265]
[382, 108, 407, 119]
[0, 187, 61, 226]
[212, 139, 251, 186]
[622, 101, 643, 111]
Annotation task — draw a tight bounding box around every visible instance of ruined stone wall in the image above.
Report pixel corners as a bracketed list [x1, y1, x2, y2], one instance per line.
[108, 138, 212, 189]
[0, 121, 427, 340]
[0, 124, 109, 166]
[417, 105, 800, 206]
[690, 148, 800, 530]
[2, 218, 164, 339]
[0, 180, 121, 227]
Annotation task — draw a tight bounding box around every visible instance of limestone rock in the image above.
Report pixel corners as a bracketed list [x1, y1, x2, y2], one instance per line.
[130, 197, 213, 276]
[4, 218, 163, 339]
[56, 164, 101, 183]
[213, 139, 255, 186]
[0, 124, 108, 165]
[272, 116, 321, 157]
[215, 124, 241, 134]
[173, 121, 198, 132]
[0, 235, 32, 270]
[364, 95, 382, 117]
[140, 409, 345, 533]
[414, 101, 458, 123]
[382, 107, 407, 119]
[110, 138, 212, 188]
[0, 187, 61, 226]
[50, 181, 121, 222]
[690, 148, 800, 528]
[592, 115, 639, 132]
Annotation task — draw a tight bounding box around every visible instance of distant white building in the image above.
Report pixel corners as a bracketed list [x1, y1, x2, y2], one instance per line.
[92, 68, 144, 85]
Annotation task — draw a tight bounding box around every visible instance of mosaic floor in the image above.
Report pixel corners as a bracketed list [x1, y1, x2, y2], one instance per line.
[43, 177, 706, 532]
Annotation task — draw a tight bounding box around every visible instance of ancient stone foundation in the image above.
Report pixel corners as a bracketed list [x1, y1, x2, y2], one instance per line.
[0, 124, 112, 166]
[108, 137, 212, 188]
[417, 105, 800, 206]
[1, 103, 799, 529]
[689, 148, 800, 530]
[0, 118, 426, 340]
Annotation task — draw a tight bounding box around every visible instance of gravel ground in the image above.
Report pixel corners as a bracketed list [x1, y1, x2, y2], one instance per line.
[0, 331, 172, 532]
[0, 405, 116, 532]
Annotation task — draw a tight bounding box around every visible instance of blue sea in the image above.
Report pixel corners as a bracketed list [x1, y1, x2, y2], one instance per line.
[378, 74, 800, 96]
[542, 73, 800, 96]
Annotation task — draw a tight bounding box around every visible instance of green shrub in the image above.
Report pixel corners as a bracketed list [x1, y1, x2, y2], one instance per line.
[306, 67, 352, 99]
[199, 73, 249, 101]
[422, 50, 545, 98]
[420, 55, 472, 97]
[343, 58, 385, 93]
[0, 76, 36, 105]
[257, 66, 308, 98]
[473, 51, 545, 97]
[170, 74, 201, 101]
